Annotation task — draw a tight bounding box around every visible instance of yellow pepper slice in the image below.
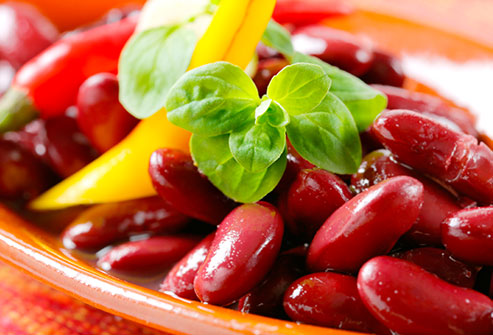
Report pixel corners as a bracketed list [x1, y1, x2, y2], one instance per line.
[30, 0, 276, 210]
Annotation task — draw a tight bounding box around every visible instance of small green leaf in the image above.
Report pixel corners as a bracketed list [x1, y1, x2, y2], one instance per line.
[255, 99, 290, 128]
[229, 122, 286, 173]
[290, 52, 387, 131]
[119, 25, 197, 119]
[166, 61, 260, 136]
[191, 134, 286, 203]
[261, 20, 294, 56]
[267, 63, 331, 115]
[286, 92, 362, 174]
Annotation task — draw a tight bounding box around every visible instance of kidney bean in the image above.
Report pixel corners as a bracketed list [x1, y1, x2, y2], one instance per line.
[0, 60, 15, 97]
[281, 168, 352, 242]
[97, 235, 200, 273]
[442, 207, 493, 266]
[5, 115, 98, 177]
[62, 197, 189, 250]
[0, 139, 53, 201]
[0, 2, 58, 69]
[256, 43, 280, 61]
[358, 256, 493, 335]
[392, 247, 480, 288]
[160, 233, 214, 301]
[284, 272, 388, 333]
[238, 251, 305, 319]
[372, 85, 477, 135]
[351, 149, 460, 245]
[253, 58, 289, 96]
[307, 176, 423, 273]
[372, 110, 493, 204]
[292, 25, 374, 76]
[360, 50, 405, 87]
[149, 148, 236, 225]
[194, 202, 284, 305]
[77, 72, 138, 153]
[273, 0, 354, 26]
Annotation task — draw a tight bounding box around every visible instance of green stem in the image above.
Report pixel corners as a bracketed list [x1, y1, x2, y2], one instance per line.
[0, 88, 39, 133]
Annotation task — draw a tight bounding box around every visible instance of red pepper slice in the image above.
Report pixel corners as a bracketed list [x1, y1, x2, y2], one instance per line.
[0, 15, 137, 133]
[273, 0, 354, 26]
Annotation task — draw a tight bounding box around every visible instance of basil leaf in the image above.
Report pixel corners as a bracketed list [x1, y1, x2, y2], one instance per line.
[255, 99, 290, 128]
[261, 20, 294, 56]
[290, 52, 387, 131]
[267, 63, 331, 115]
[287, 92, 362, 174]
[191, 134, 287, 203]
[166, 61, 260, 136]
[119, 25, 197, 119]
[229, 122, 286, 173]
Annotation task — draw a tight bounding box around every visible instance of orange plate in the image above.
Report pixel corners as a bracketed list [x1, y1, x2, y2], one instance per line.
[1, 3, 493, 335]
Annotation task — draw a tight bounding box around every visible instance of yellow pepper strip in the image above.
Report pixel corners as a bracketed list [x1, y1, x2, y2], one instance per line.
[30, 0, 276, 210]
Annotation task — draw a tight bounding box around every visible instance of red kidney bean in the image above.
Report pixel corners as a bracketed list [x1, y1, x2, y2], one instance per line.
[194, 202, 284, 305]
[351, 149, 460, 245]
[0, 139, 54, 201]
[149, 148, 237, 225]
[284, 272, 389, 333]
[0, 2, 58, 69]
[253, 58, 289, 96]
[372, 85, 477, 135]
[256, 43, 280, 61]
[307, 176, 423, 273]
[62, 197, 189, 250]
[272, 0, 354, 26]
[97, 235, 200, 273]
[358, 256, 493, 335]
[360, 50, 405, 87]
[281, 168, 352, 242]
[5, 115, 98, 177]
[160, 233, 214, 301]
[76, 72, 138, 153]
[238, 251, 305, 319]
[392, 247, 480, 288]
[442, 207, 493, 266]
[0, 60, 15, 97]
[292, 25, 374, 76]
[372, 110, 493, 204]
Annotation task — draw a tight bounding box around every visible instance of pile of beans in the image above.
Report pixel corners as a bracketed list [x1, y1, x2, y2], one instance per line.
[62, 38, 493, 334]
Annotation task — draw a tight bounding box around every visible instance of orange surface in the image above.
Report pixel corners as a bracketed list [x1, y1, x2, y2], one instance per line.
[2, 0, 145, 31]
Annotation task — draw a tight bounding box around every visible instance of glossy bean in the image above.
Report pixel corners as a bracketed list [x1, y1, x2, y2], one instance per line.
[238, 251, 305, 319]
[160, 233, 214, 301]
[0, 2, 58, 68]
[442, 207, 493, 265]
[97, 235, 200, 273]
[358, 256, 493, 335]
[0, 139, 53, 201]
[351, 149, 460, 245]
[360, 50, 405, 87]
[5, 115, 98, 177]
[307, 176, 423, 273]
[253, 58, 289, 96]
[194, 202, 284, 305]
[392, 247, 480, 288]
[372, 85, 477, 135]
[292, 25, 374, 76]
[282, 168, 352, 242]
[284, 272, 388, 333]
[149, 148, 237, 225]
[62, 197, 189, 250]
[77, 72, 138, 153]
[372, 110, 493, 204]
